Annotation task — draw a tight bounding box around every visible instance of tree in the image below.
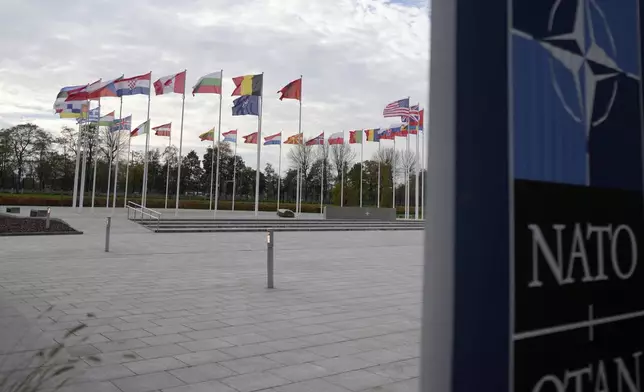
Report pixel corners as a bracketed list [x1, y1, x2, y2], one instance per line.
[373, 147, 399, 207]
[330, 143, 356, 205]
[264, 163, 278, 200]
[181, 150, 203, 194]
[286, 143, 314, 202]
[2, 123, 45, 191]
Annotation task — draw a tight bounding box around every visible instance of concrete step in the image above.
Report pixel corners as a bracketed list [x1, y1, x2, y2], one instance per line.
[152, 225, 424, 233]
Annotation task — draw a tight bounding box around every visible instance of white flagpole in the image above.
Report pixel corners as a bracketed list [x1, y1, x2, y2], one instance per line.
[112, 97, 123, 211]
[123, 136, 131, 207]
[392, 136, 396, 210]
[214, 69, 224, 218]
[79, 132, 88, 212]
[106, 151, 112, 208]
[296, 75, 303, 215]
[277, 137, 282, 210]
[142, 73, 153, 208]
[91, 97, 101, 212]
[405, 132, 410, 219]
[319, 137, 324, 215]
[377, 138, 381, 208]
[414, 126, 420, 220]
[164, 128, 171, 209]
[175, 70, 187, 216]
[359, 132, 363, 208]
[232, 138, 238, 211]
[420, 130, 425, 219]
[340, 130, 344, 208]
[209, 130, 215, 211]
[72, 121, 82, 210]
[253, 72, 265, 217]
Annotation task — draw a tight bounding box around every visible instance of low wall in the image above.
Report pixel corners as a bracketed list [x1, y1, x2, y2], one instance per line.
[323, 206, 397, 221]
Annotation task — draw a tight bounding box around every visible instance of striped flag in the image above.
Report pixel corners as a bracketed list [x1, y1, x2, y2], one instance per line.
[222, 130, 238, 143]
[264, 132, 282, 145]
[153, 123, 172, 137]
[305, 132, 325, 146]
[383, 98, 410, 118]
[130, 120, 148, 137]
[327, 132, 344, 145]
[199, 129, 215, 141]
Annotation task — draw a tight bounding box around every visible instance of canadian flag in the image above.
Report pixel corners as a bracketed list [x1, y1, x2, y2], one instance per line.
[154, 70, 186, 95]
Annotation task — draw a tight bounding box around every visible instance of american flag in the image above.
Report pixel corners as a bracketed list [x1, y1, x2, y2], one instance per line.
[383, 98, 410, 118]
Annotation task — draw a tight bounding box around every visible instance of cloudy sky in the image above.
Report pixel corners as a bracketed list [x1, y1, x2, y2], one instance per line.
[0, 0, 430, 171]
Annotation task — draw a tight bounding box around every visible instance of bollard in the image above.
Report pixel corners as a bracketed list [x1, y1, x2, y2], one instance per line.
[105, 217, 111, 252]
[45, 207, 51, 230]
[267, 230, 274, 289]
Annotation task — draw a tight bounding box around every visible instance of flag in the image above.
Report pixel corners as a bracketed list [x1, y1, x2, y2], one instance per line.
[54, 85, 86, 112]
[222, 130, 237, 143]
[64, 79, 101, 101]
[199, 129, 215, 141]
[59, 101, 88, 118]
[88, 76, 124, 99]
[115, 72, 152, 96]
[154, 71, 186, 95]
[243, 132, 258, 144]
[277, 78, 301, 101]
[130, 120, 148, 137]
[365, 128, 381, 142]
[193, 71, 222, 95]
[378, 128, 394, 140]
[111, 115, 132, 132]
[327, 132, 344, 145]
[306, 132, 324, 146]
[232, 95, 260, 116]
[153, 123, 171, 137]
[284, 133, 303, 145]
[389, 124, 408, 137]
[99, 111, 115, 127]
[409, 108, 424, 133]
[349, 130, 363, 144]
[383, 98, 410, 118]
[264, 132, 281, 145]
[232, 74, 263, 96]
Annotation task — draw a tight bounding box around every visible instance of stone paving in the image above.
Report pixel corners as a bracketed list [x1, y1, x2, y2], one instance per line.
[0, 208, 423, 392]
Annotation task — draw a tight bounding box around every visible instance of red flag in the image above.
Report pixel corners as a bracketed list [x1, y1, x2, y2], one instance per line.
[305, 132, 324, 146]
[243, 132, 258, 144]
[349, 130, 363, 144]
[153, 123, 172, 137]
[277, 78, 302, 101]
[154, 71, 186, 95]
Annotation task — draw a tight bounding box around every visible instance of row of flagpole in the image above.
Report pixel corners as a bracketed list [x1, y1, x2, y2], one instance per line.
[57, 73, 423, 219]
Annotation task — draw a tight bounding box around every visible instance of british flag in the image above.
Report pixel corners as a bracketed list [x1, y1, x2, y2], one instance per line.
[110, 115, 132, 132]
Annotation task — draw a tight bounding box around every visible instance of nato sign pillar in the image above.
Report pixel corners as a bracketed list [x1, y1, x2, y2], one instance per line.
[422, 0, 644, 391]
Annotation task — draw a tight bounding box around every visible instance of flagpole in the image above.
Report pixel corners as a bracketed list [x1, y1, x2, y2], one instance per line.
[340, 130, 344, 208]
[319, 136, 324, 215]
[209, 129, 215, 211]
[414, 124, 420, 220]
[112, 97, 123, 212]
[106, 146, 112, 209]
[175, 70, 187, 216]
[359, 133, 363, 208]
[296, 75, 303, 216]
[124, 136, 131, 207]
[277, 137, 282, 210]
[405, 132, 410, 219]
[214, 69, 224, 218]
[420, 130, 425, 219]
[79, 132, 88, 212]
[72, 121, 82, 210]
[392, 136, 396, 210]
[232, 139, 238, 211]
[142, 72, 153, 209]
[253, 72, 265, 217]
[377, 139, 381, 208]
[91, 97, 101, 212]
[164, 129, 171, 209]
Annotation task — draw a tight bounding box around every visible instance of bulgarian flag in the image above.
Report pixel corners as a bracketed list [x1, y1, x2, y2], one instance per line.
[130, 120, 149, 137]
[192, 71, 222, 95]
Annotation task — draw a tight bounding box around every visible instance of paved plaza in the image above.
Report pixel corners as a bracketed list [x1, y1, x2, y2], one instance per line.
[0, 208, 423, 392]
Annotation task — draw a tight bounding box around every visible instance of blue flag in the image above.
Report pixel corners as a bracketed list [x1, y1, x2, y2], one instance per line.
[232, 95, 259, 116]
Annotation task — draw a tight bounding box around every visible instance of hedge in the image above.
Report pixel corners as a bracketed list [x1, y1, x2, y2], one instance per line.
[0, 194, 418, 216]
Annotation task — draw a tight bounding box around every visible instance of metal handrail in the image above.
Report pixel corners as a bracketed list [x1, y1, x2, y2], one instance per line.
[126, 201, 162, 231]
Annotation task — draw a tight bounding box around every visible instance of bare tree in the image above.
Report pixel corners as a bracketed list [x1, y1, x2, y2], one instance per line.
[2, 123, 47, 191]
[399, 149, 417, 181]
[286, 143, 314, 177]
[99, 128, 128, 163]
[330, 143, 357, 180]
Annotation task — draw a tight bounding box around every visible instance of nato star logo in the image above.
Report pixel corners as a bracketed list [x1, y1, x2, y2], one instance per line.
[512, 0, 639, 185]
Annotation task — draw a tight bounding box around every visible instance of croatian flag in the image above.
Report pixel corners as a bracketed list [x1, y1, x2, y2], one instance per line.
[115, 72, 152, 96]
[263, 132, 282, 145]
[222, 130, 237, 143]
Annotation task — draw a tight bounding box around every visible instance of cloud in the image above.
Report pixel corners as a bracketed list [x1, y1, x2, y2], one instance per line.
[0, 0, 429, 171]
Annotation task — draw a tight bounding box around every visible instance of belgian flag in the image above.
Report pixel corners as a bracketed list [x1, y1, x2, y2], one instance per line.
[231, 74, 263, 96]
